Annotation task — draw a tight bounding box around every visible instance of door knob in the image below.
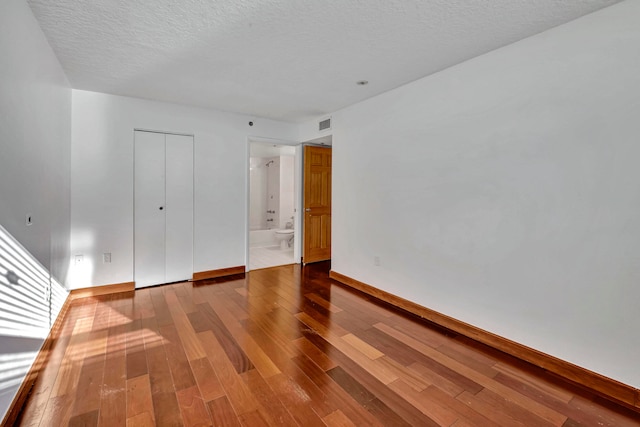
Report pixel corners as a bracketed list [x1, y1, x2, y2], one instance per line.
[159, 206, 164, 210]
[305, 208, 311, 212]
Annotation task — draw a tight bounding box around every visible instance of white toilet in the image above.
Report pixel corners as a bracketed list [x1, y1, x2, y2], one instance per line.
[274, 229, 294, 250]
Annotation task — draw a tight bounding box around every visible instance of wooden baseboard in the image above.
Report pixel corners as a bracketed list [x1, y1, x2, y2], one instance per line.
[192, 266, 245, 281]
[329, 270, 640, 410]
[1, 293, 73, 426]
[69, 281, 135, 300]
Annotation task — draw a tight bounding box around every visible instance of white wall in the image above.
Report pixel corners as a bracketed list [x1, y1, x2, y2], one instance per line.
[329, 0, 640, 388]
[0, 0, 71, 282]
[0, 0, 71, 419]
[70, 90, 298, 288]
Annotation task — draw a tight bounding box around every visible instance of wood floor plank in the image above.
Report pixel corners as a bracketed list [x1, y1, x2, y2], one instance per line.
[15, 262, 640, 427]
[71, 330, 107, 417]
[195, 302, 255, 374]
[292, 337, 338, 371]
[457, 390, 530, 427]
[296, 312, 399, 385]
[355, 326, 429, 366]
[304, 292, 343, 313]
[126, 349, 148, 379]
[265, 373, 327, 427]
[290, 354, 385, 427]
[98, 319, 127, 427]
[126, 411, 155, 427]
[422, 385, 499, 426]
[207, 396, 242, 427]
[207, 298, 281, 378]
[241, 317, 295, 366]
[197, 330, 260, 416]
[407, 361, 465, 397]
[323, 409, 356, 427]
[190, 356, 225, 401]
[165, 289, 207, 361]
[159, 324, 198, 391]
[472, 387, 560, 427]
[374, 325, 484, 395]
[146, 344, 174, 395]
[126, 374, 154, 421]
[567, 395, 640, 427]
[151, 391, 183, 427]
[15, 329, 73, 426]
[493, 361, 574, 404]
[239, 368, 299, 426]
[377, 356, 431, 391]
[388, 379, 459, 426]
[266, 307, 305, 341]
[323, 356, 438, 426]
[176, 385, 211, 426]
[437, 341, 500, 379]
[38, 394, 74, 427]
[50, 317, 94, 398]
[341, 333, 385, 360]
[374, 321, 568, 425]
[238, 410, 271, 427]
[68, 409, 99, 427]
[150, 287, 174, 327]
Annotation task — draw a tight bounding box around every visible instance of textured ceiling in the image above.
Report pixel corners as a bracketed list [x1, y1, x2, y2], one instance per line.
[28, 0, 620, 123]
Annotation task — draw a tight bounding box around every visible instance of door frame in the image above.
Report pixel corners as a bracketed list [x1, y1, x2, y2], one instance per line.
[302, 144, 332, 264]
[245, 136, 303, 271]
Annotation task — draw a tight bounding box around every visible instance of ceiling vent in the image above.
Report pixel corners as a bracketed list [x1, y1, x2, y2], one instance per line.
[319, 117, 331, 132]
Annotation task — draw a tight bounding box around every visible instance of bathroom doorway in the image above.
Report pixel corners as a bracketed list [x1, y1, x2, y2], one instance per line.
[248, 140, 301, 270]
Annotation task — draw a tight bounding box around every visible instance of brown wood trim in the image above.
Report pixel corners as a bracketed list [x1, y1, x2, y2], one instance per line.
[192, 266, 245, 281]
[69, 281, 135, 300]
[329, 270, 640, 410]
[1, 293, 73, 426]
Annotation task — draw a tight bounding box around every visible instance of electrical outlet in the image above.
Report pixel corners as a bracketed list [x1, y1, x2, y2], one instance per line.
[75, 254, 83, 265]
[103, 252, 111, 263]
[374, 256, 381, 266]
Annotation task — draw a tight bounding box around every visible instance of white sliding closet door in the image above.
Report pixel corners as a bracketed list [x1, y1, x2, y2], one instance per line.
[134, 131, 193, 288]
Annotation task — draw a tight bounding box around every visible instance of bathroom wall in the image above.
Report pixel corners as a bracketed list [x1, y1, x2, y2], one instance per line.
[279, 156, 295, 229]
[249, 143, 296, 232]
[249, 157, 268, 230]
[266, 157, 280, 229]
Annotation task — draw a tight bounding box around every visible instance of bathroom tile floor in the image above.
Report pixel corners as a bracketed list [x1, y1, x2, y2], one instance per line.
[249, 245, 295, 270]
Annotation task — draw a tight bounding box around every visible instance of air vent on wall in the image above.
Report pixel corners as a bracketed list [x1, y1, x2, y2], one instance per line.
[319, 117, 331, 131]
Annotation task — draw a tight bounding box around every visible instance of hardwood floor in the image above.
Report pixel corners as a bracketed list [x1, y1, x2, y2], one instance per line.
[14, 262, 640, 426]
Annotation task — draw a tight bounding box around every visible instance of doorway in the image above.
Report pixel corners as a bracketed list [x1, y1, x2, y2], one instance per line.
[248, 141, 300, 270]
[134, 130, 194, 288]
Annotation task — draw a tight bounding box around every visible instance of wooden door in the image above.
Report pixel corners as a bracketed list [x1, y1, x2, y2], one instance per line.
[303, 146, 332, 263]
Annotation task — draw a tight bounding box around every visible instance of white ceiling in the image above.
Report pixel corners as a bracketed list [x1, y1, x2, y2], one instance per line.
[27, 0, 620, 123]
